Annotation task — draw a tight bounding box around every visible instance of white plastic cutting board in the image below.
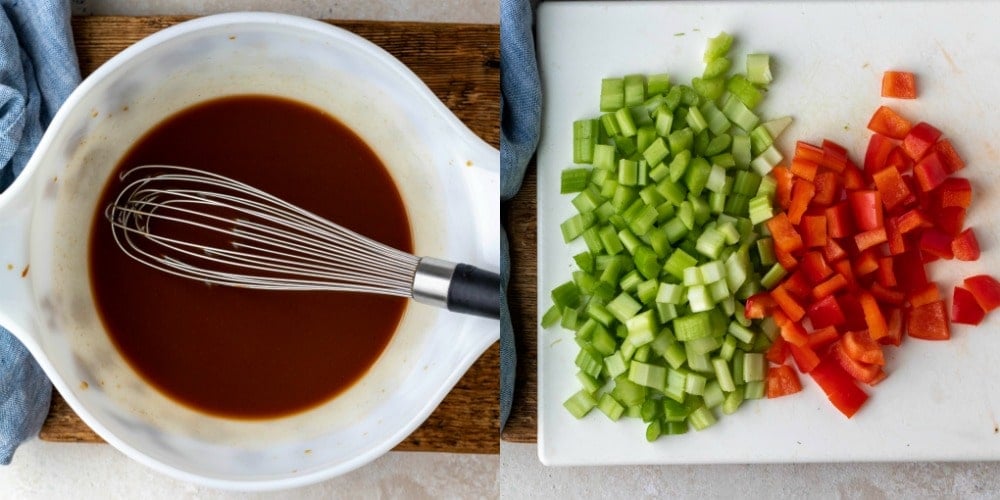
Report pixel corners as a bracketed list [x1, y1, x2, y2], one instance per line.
[536, 0, 1000, 465]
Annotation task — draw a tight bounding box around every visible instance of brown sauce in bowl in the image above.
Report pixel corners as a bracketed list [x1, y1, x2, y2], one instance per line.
[88, 95, 412, 419]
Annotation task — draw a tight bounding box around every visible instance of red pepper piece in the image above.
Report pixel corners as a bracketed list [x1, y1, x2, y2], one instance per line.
[894, 208, 933, 234]
[821, 139, 849, 173]
[788, 343, 821, 373]
[881, 71, 917, 99]
[853, 248, 880, 276]
[812, 170, 840, 206]
[936, 177, 972, 209]
[807, 294, 846, 329]
[822, 237, 848, 263]
[886, 147, 914, 173]
[894, 251, 928, 293]
[773, 309, 809, 347]
[766, 364, 803, 399]
[783, 270, 812, 298]
[808, 325, 840, 349]
[934, 206, 966, 237]
[885, 217, 906, 255]
[767, 212, 804, 254]
[918, 228, 954, 259]
[837, 293, 869, 332]
[794, 141, 825, 164]
[913, 151, 948, 192]
[766, 334, 790, 364]
[825, 202, 854, 239]
[830, 341, 882, 384]
[859, 291, 888, 340]
[790, 158, 819, 181]
[787, 179, 816, 225]
[810, 356, 869, 418]
[864, 133, 895, 177]
[963, 275, 1000, 312]
[872, 166, 914, 211]
[952, 286, 986, 325]
[901, 122, 942, 161]
[867, 105, 912, 139]
[801, 216, 828, 249]
[800, 251, 833, 284]
[772, 166, 794, 210]
[870, 282, 906, 306]
[908, 282, 941, 309]
[907, 300, 950, 340]
[854, 227, 887, 252]
[933, 139, 965, 173]
[771, 285, 805, 322]
[881, 308, 903, 347]
[848, 190, 884, 231]
[812, 273, 848, 300]
[842, 330, 885, 366]
[745, 292, 778, 319]
[952, 228, 980, 261]
[843, 161, 866, 190]
[875, 257, 896, 287]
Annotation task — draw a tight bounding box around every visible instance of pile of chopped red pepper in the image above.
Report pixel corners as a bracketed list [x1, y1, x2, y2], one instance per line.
[750, 71, 1000, 418]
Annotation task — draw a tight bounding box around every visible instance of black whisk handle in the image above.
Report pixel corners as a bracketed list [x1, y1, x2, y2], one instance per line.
[447, 264, 501, 319]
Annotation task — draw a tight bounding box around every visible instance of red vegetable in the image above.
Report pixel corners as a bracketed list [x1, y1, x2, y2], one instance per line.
[867, 106, 912, 139]
[913, 152, 948, 192]
[807, 294, 846, 329]
[881, 71, 917, 99]
[809, 357, 869, 418]
[766, 365, 803, 398]
[848, 190, 883, 231]
[788, 343, 820, 373]
[745, 293, 777, 319]
[907, 300, 950, 340]
[952, 228, 980, 261]
[901, 122, 942, 161]
[963, 275, 1000, 312]
[864, 133, 895, 177]
[933, 139, 965, 173]
[872, 166, 913, 211]
[936, 177, 972, 209]
[952, 286, 986, 325]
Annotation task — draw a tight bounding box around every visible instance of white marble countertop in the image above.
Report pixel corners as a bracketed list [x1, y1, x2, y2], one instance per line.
[0, 1, 498, 499]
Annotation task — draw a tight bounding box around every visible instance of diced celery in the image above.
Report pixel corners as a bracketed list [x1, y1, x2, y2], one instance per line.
[704, 32, 734, 62]
[598, 393, 626, 421]
[722, 388, 745, 415]
[673, 311, 713, 341]
[607, 292, 643, 323]
[564, 390, 598, 418]
[600, 78, 625, 112]
[573, 119, 599, 164]
[746, 53, 773, 85]
[628, 361, 667, 390]
[624, 74, 646, 107]
[743, 352, 766, 382]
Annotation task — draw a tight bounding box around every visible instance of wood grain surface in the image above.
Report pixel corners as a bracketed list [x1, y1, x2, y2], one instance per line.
[500, 165, 539, 442]
[39, 16, 500, 454]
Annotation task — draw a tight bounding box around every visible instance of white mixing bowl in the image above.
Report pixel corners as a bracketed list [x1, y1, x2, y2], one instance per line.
[0, 13, 499, 490]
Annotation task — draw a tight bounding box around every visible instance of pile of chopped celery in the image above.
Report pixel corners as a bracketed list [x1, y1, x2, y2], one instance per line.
[543, 32, 790, 440]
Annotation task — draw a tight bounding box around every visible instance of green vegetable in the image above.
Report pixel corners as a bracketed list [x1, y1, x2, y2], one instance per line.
[550, 33, 786, 440]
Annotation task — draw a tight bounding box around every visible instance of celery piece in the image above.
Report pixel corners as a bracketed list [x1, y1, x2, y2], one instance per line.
[624, 74, 646, 107]
[636, 125, 657, 154]
[575, 347, 603, 379]
[640, 399, 661, 423]
[560, 212, 595, 242]
[573, 119, 599, 164]
[667, 150, 691, 183]
[618, 159, 638, 187]
[673, 311, 713, 341]
[629, 361, 667, 390]
[590, 326, 617, 356]
[663, 248, 697, 280]
[762, 116, 792, 139]
[685, 371, 707, 396]
[705, 134, 732, 158]
[732, 134, 752, 168]
[686, 335, 722, 356]
[576, 371, 603, 394]
[756, 173, 777, 198]
[699, 260, 725, 284]
[587, 300, 615, 327]
[663, 341, 687, 369]
[713, 357, 736, 392]
[636, 279, 659, 305]
[732, 170, 762, 196]
[663, 398, 690, 422]
[650, 327, 677, 355]
[643, 137, 670, 166]
[551, 281, 581, 309]
[704, 32, 734, 62]
[604, 350, 629, 379]
[749, 125, 774, 156]
[684, 157, 711, 197]
[633, 246, 661, 280]
[703, 57, 731, 79]
[612, 376, 647, 406]
[722, 388, 745, 415]
[746, 53, 773, 85]
[667, 128, 694, 156]
[625, 310, 659, 346]
[727, 74, 764, 109]
[719, 334, 737, 361]
[702, 381, 725, 409]
[695, 227, 726, 259]
[656, 282, 686, 304]
[576, 317, 598, 340]
[743, 352, 766, 382]
[647, 73, 671, 96]
[598, 393, 626, 421]
[581, 226, 603, 254]
[571, 187, 603, 214]
[601, 112, 622, 138]
[721, 94, 760, 132]
[561, 167, 591, 194]
[541, 304, 562, 328]
[748, 195, 774, 225]
[693, 129, 710, 157]
[593, 143, 616, 170]
[564, 389, 598, 418]
[600, 78, 625, 112]
[724, 250, 749, 292]
[607, 292, 642, 323]
[664, 85, 684, 110]
[760, 262, 788, 290]
[656, 177, 687, 205]
[708, 279, 730, 303]
[683, 266, 703, 286]
[744, 380, 766, 400]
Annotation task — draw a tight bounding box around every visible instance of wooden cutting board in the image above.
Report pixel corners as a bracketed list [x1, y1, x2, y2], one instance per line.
[39, 16, 500, 455]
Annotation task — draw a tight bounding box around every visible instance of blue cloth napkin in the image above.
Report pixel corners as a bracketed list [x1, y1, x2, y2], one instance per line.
[500, 0, 541, 429]
[0, 0, 80, 465]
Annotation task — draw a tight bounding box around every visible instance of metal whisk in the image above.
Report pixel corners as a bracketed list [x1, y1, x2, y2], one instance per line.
[106, 165, 500, 319]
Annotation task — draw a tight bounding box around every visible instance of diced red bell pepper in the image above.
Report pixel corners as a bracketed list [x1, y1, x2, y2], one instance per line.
[808, 325, 840, 349]
[913, 151, 948, 192]
[901, 122, 942, 161]
[807, 294, 846, 329]
[952, 286, 986, 325]
[767, 212, 804, 254]
[823, 237, 848, 263]
[812, 171, 840, 206]
[766, 364, 804, 398]
[936, 177, 972, 209]
[872, 166, 913, 212]
[772, 166, 794, 210]
[842, 330, 885, 365]
[854, 227, 887, 252]
[774, 246, 799, 271]
[849, 190, 884, 231]
[790, 158, 819, 181]
[918, 228, 954, 260]
[858, 291, 888, 340]
[907, 300, 950, 340]
[801, 216, 828, 249]
[795, 141, 825, 164]
[867, 105, 912, 139]
[933, 139, 965, 173]
[837, 293, 869, 332]
[832, 260, 857, 290]
[935, 206, 966, 237]
[881, 71, 917, 99]
[853, 249, 880, 276]
[771, 285, 805, 322]
[773, 309, 809, 347]
[843, 161, 866, 190]
[812, 273, 848, 300]
[885, 218, 906, 255]
[881, 307, 903, 347]
[963, 275, 1000, 312]
[783, 270, 812, 298]
[744, 292, 777, 319]
[894, 250, 928, 293]
[809, 356, 869, 418]
[908, 281, 941, 309]
[800, 251, 833, 284]
[788, 343, 821, 373]
[952, 228, 980, 261]
[870, 282, 905, 306]
[787, 179, 816, 225]
[825, 202, 854, 239]
[894, 208, 933, 234]
[886, 147, 914, 173]
[766, 333, 790, 364]
[864, 133, 895, 177]
[830, 340, 882, 383]
[821, 139, 849, 173]
[875, 257, 896, 287]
